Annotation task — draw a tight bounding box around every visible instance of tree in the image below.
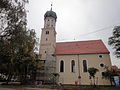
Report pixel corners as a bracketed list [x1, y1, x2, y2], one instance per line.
[102, 66, 119, 86]
[108, 26, 120, 58]
[52, 73, 59, 85]
[0, 0, 40, 84]
[88, 67, 99, 86]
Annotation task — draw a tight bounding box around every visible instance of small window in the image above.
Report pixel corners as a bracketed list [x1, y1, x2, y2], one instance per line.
[46, 31, 49, 34]
[46, 38, 48, 41]
[102, 72, 105, 76]
[60, 60, 64, 72]
[71, 60, 75, 72]
[51, 25, 53, 27]
[45, 51, 46, 53]
[48, 19, 49, 21]
[100, 63, 104, 67]
[98, 54, 103, 58]
[83, 60, 87, 72]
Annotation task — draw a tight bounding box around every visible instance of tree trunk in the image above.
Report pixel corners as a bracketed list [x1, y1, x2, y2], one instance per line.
[110, 78, 112, 86]
[96, 77, 98, 86]
[6, 63, 13, 84]
[6, 73, 13, 84]
[93, 77, 96, 87]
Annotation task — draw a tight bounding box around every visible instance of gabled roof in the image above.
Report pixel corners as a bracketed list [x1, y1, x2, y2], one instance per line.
[55, 40, 109, 55]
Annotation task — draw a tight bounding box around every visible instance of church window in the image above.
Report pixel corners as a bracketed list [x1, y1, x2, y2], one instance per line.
[83, 60, 87, 72]
[98, 54, 103, 58]
[46, 31, 49, 34]
[71, 60, 75, 72]
[45, 51, 46, 53]
[60, 60, 64, 72]
[100, 63, 104, 67]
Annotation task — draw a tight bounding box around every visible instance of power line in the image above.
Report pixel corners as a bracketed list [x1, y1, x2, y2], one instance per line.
[78, 23, 120, 37]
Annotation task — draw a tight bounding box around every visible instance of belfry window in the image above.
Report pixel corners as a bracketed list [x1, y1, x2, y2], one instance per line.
[46, 31, 49, 34]
[83, 60, 87, 72]
[60, 60, 64, 72]
[71, 60, 75, 72]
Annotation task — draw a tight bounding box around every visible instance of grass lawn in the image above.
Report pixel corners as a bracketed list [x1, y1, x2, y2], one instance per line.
[59, 86, 120, 90]
[98, 87, 120, 90]
[34, 85, 120, 90]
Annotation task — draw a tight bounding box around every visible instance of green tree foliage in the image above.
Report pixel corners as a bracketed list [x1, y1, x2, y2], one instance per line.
[108, 26, 120, 58]
[88, 67, 99, 86]
[0, 0, 40, 84]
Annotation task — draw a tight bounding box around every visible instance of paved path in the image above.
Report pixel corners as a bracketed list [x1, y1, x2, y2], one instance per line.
[0, 87, 56, 90]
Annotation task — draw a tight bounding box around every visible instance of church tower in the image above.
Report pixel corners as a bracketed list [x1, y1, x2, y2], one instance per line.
[39, 6, 57, 60]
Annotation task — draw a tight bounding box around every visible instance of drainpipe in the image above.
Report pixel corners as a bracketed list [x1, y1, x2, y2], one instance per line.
[77, 54, 81, 85]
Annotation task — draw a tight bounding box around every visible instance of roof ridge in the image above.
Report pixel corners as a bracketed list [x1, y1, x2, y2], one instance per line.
[56, 39, 102, 44]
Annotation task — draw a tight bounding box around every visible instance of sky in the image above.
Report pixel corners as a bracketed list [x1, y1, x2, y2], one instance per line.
[26, 0, 120, 67]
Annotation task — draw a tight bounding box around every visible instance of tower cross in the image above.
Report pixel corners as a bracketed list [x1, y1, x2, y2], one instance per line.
[51, 3, 53, 11]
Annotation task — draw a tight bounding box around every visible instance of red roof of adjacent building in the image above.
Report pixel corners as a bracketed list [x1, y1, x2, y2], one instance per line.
[55, 40, 109, 55]
[111, 66, 120, 72]
[112, 66, 118, 70]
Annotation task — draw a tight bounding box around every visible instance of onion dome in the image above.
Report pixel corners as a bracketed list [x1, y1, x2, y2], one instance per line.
[44, 7, 57, 20]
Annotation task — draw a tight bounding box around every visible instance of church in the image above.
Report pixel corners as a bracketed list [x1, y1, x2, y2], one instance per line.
[39, 7, 112, 85]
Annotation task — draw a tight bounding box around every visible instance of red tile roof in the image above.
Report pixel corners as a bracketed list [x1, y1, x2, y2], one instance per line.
[111, 66, 118, 71]
[111, 66, 120, 72]
[55, 40, 109, 55]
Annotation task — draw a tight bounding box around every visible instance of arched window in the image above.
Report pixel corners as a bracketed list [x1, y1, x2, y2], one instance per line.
[83, 60, 87, 72]
[71, 60, 75, 72]
[46, 31, 49, 34]
[60, 60, 64, 72]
